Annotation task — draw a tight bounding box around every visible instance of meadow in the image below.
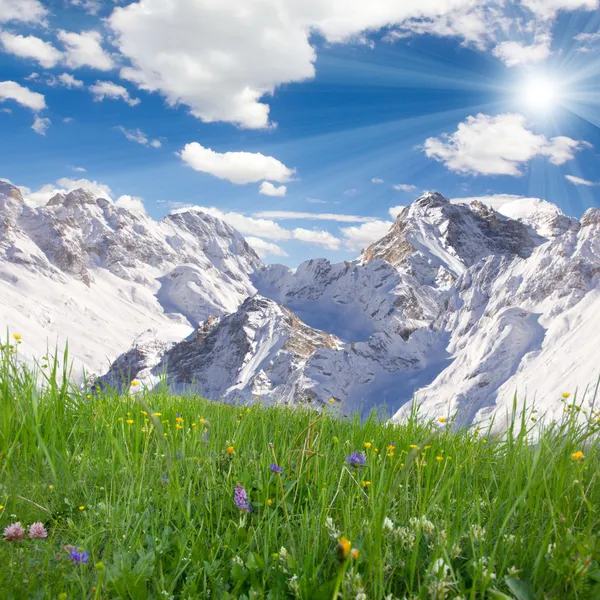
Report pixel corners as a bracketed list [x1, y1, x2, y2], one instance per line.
[1, 336, 599, 599]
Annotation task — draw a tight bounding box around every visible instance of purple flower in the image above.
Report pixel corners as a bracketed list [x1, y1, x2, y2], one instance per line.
[70, 547, 89, 564]
[345, 452, 367, 468]
[3, 522, 25, 542]
[28, 522, 48, 539]
[234, 483, 251, 513]
[269, 464, 283, 475]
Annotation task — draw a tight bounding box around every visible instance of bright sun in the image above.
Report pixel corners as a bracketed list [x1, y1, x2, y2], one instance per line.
[521, 75, 562, 112]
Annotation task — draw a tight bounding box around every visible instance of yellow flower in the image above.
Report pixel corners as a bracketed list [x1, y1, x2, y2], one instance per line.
[562, 392, 571, 399]
[387, 444, 395, 451]
[13, 333, 21, 340]
[362, 481, 371, 487]
[79, 506, 85, 511]
[387, 452, 395, 457]
[140, 410, 147, 415]
[151, 412, 162, 417]
[0, 505, 3, 510]
[117, 417, 123, 422]
[329, 398, 335, 403]
[175, 416, 184, 423]
[436, 456, 444, 461]
[267, 499, 273, 506]
[227, 445, 235, 455]
[126, 419, 134, 425]
[199, 418, 205, 424]
[163, 433, 168, 437]
[409, 444, 420, 451]
[572, 451, 584, 461]
[175, 424, 183, 430]
[351, 548, 360, 560]
[49, 484, 54, 489]
[191, 422, 197, 428]
[364, 442, 372, 449]
[336, 536, 351, 561]
[131, 380, 139, 387]
[374, 448, 379, 453]
[424, 445, 431, 450]
[438, 417, 448, 423]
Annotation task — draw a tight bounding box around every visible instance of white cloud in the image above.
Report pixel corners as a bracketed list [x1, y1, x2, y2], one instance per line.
[179, 143, 294, 185]
[116, 126, 161, 148]
[521, 0, 598, 19]
[245, 236, 288, 258]
[31, 115, 50, 135]
[259, 181, 287, 197]
[89, 81, 140, 106]
[344, 189, 358, 196]
[0, 80, 46, 111]
[389, 205, 405, 219]
[0, 0, 47, 24]
[114, 194, 146, 213]
[393, 184, 416, 192]
[54, 73, 84, 89]
[424, 113, 591, 176]
[69, 165, 87, 172]
[372, 177, 384, 184]
[0, 33, 63, 68]
[58, 30, 115, 71]
[173, 205, 340, 249]
[450, 194, 533, 211]
[67, 0, 102, 15]
[340, 220, 393, 251]
[253, 210, 376, 223]
[492, 36, 551, 67]
[565, 174, 597, 186]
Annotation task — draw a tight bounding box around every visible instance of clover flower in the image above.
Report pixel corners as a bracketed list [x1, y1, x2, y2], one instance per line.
[70, 547, 89, 564]
[28, 522, 48, 539]
[234, 483, 251, 513]
[3, 522, 25, 542]
[345, 452, 366, 468]
[269, 464, 283, 475]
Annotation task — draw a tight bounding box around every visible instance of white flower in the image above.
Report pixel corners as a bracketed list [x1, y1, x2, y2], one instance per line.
[383, 517, 395, 532]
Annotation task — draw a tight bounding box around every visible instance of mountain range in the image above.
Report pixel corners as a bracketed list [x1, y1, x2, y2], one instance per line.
[2, 179, 599, 431]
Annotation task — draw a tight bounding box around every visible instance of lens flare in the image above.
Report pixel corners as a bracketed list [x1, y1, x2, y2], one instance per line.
[522, 75, 561, 112]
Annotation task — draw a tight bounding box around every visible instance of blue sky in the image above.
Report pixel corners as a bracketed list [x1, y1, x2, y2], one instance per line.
[1, 0, 600, 266]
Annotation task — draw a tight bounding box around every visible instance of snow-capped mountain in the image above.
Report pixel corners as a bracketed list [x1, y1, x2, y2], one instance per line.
[3, 179, 599, 430]
[0, 180, 261, 377]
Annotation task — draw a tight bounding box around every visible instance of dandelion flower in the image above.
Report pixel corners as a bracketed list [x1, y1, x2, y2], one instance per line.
[345, 452, 367, 468]
[131, 380, 139, 387]
[572, 451, 584, 461]
[362, 481, 371, 487]
[175, 424, 183, 430]
[562, 392, 571, 399]
[28, 522, 48, 539]
[269, 464, 283, 475]
[151, 412, 162, 417]
[13, 334, 21, 340]
[409, 444, 420, 450]
[438, 417, 448, 423]
[199, 418, 205, 424]
[336, 536, 351, 562]
[70, 547, 89, 564]
[364, 442, 372, 449]
[126, 419, 134, 425]
[227, 445, 235, 455]
[175, 416, 184, 423]
[234, 483, 251, 513]
[79, 506, 85, 511]
[436, 456, 444, 461]
[3, 522, 25, 542]
[267, 499, 273, 506]
[329, 398, 335, 403]
[387, 452, 395, 457]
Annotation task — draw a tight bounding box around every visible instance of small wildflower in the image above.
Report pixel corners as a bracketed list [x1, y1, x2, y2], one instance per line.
[28, 522, 48, 539]
[199, 418, 205, 424]
[507, 566, 521, 577]
[70, 547, 89, 564]
[336, 536, 351, 562]
[131, 380, 139, 387]
[351, 548, 360, 560]
[175, 416, 184, 423]
[436, 456, 444, 461]
[364, 442, 372, 449]
[151, 412, 162, 417]
[175, 424, 183, 430]
[409, 444, 420, 450]
[3, 522, 25, 541]
[0, 506, 3, 510]
[329, 398, 335, 403]
[140, 410, 147, 416]
[269, 464, 283, 475]
[438, 417, 448, 423]
[362, 481, 372, 487]
[345, 452, 367, 468]
[49, 485, 54, 490]
[562, 392, 571, 399]
[387, 452, 395, 457]
[13, 333, 21, 340]
[126, 419, 134, 425]
[79, 506, 85, 511]
[227, 445, 235, 455]
[234, 483, 251, 512]
[267, 499, 273, 506]
[572, 451, 584, 461]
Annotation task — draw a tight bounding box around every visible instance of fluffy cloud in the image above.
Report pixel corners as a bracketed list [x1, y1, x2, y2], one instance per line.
[53, 73, 85, 88]
[175, 205, 340, 249]
[424, 113, 591, 176]
[116, 126, 160, 148]
[393, 184, 416, 192]
[31, 115, 50, 135]
[245, 236, 288, 258]
[492, 36, 551, 67]
[565, 174, 597, 186]
[0, 0, 47, 24]
[89, 81, 140, 106]
[521, 0, 598, 19]
[67, 0, 102, 14]
[372, 177, 384, 184]
[58, 30, 115, 71]
[114, 194, 146, 213]
[389, 205, 405, 219]
[259, 181, 287, 197]
[0, 80, 46, 111]
[340, 220, 394, 251]
[20, 177, 113, 207]
[0, 33, 62, 68]
[180, 143, 295, 185]
[254, 210, 376, 223]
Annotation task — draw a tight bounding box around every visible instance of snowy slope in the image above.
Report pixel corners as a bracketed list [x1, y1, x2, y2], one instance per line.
[0, 180, 262, 378]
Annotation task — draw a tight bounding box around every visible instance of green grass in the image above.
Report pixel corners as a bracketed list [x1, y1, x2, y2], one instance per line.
[1, 339, 600, 599]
